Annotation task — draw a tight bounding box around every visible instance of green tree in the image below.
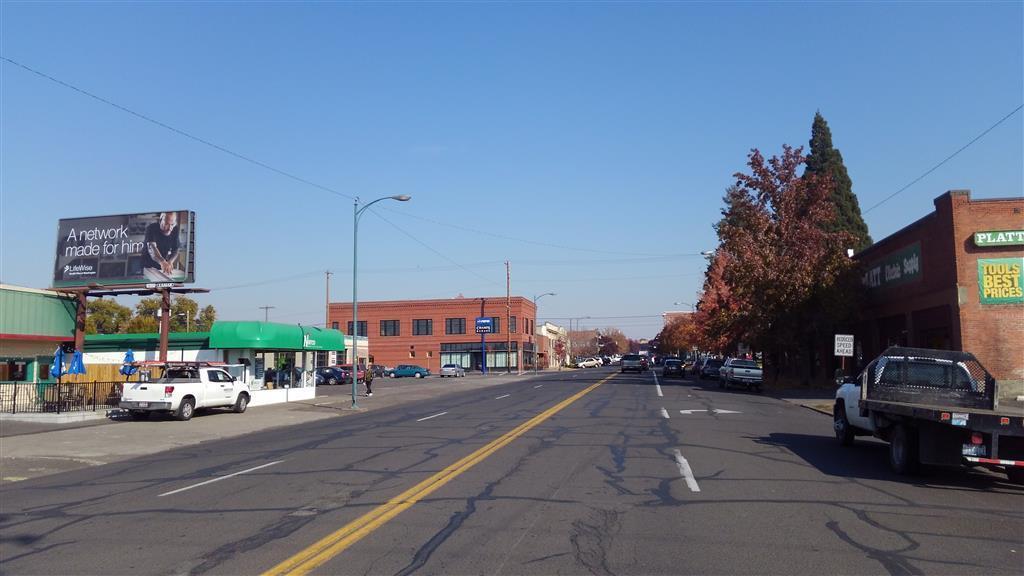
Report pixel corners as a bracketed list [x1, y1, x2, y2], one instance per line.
[84, 299, 132, 334]
[170, 296, 199, 332]
[196, 305, 216, 332]
[125, 315, 159, 333]
[805, 112, 872, 251]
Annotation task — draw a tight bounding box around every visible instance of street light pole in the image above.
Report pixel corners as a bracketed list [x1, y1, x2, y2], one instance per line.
[531, 292, 555, 373]
[351, 194, 412, 409]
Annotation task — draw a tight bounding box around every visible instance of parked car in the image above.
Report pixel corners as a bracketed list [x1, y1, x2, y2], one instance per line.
[720, 358, 763, 392]
[337, 364, 371, 383]
[699, 358, 724, 379]
[439, 364, 466, 378]
[577, 357, 602, 368]
[315, 366, 346, 386]
[388, 365, 430, 378]
[620, 354, 647, 373]
[121, 363, 249, 421]
[662, 358, 685, 378]
[370, 364, 388, 378]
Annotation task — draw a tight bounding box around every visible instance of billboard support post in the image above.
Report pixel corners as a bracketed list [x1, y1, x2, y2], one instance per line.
[160, 288, 171, 362]
[74, 291, 87, 352]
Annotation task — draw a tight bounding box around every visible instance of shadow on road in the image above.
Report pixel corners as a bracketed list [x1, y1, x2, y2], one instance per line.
[756, 432, 1023, 492]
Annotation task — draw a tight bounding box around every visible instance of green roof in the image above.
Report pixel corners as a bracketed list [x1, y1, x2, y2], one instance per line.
[209, 321, 345, 351]
[0, 285, 76, 339]
[85, 332, 211, 352]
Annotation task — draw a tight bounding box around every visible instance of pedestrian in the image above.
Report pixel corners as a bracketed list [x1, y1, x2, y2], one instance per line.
[364, 367, 373, 397]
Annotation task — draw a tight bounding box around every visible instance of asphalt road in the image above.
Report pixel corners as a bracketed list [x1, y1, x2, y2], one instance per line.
[1, 367, 1021, 575]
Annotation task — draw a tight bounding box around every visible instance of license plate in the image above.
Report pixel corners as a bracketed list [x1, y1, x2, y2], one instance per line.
[138, 402, 148, 408]
[952, 413, 969, 427]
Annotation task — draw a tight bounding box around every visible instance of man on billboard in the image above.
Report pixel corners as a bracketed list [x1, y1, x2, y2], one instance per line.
[141, 212, 184, 281]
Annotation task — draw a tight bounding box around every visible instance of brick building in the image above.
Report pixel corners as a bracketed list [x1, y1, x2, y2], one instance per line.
[854, 190, 1023, 400]
[328, 296, 539, 372]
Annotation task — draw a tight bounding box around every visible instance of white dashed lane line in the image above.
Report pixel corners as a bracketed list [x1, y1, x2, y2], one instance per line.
[653, 370, 663, 397]
[533, 384, 543, 389]
[416, 412, 448, 422]
[159, 461, 284, 497]
[672, 449, 701, 492]
[495, 394, 511, 400]
[660, 407, 670, 419]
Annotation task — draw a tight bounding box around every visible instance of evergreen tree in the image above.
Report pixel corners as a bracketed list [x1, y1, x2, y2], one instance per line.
[805, 112, 872, 250]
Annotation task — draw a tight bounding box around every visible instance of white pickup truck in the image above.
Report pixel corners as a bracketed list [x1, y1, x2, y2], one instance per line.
[120, 364, 251, 421]
[720, 359, 763, 392]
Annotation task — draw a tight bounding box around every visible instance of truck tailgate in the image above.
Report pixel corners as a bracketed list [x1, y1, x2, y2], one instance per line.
[121, 382, 169, 403]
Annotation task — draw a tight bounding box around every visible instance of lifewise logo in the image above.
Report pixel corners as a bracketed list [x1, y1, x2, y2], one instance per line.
[63, 264, 95, 277]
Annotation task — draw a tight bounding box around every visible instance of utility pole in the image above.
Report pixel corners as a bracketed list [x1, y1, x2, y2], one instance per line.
[259, 305, 275, 322]
[325, 270, 332, 328]
[506, 260, 511, 374]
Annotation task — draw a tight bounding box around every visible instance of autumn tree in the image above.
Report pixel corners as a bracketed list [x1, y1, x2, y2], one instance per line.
[597, 327, 627, 355]
[698, 145, 856, 380]
[805, 112, 871, 250]
[84, 299, 133, 334]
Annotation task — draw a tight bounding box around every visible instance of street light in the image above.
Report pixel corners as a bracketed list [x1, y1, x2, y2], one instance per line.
[176, 312, 190, 332]
[530, 293, 556, 373]
[351, 194, 412, 409]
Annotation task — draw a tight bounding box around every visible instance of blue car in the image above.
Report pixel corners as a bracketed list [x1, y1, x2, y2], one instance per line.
[387, 365, 431, 378]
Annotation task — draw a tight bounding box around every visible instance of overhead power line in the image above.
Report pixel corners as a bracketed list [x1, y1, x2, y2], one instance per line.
[863, 103, 1023, 214]
[1, 55, 355, 201]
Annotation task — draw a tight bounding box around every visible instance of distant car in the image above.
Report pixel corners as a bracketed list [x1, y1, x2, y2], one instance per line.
[621, 354, 647, 373]
[662, 358, 684, 378]
[315, 367, 346, 386]
[370, 364, 388, 378]
[338, 364, 371, 383]
[700, 358, 724, 379]
[388, 365, 430, 378]
[577, 357, 602, 368]
[439, 364, 466, 378]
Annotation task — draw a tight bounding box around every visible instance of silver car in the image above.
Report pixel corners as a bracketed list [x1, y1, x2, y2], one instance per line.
[439, 364, 466, 378]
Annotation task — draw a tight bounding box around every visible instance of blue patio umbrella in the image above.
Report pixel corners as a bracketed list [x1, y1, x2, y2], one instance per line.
[68, 350, 86, 375]
[119, 349, 138, 377]
[50, 346, 65, 379]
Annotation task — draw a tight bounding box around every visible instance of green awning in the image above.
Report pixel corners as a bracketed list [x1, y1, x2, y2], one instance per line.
[85, 332, 211, 352]
[208, 321, 345, 351]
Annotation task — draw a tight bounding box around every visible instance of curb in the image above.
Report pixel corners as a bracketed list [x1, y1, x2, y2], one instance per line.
[800, 402, 834, 417]
[0, 411, 113, 424]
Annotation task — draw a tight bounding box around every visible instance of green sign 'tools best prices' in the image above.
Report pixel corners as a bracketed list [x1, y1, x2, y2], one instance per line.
[977, 258, 1024, 305]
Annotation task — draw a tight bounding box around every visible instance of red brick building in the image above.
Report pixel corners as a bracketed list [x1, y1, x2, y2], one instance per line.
[854, 190, 1023, 400]
[328, 296, 539, 372]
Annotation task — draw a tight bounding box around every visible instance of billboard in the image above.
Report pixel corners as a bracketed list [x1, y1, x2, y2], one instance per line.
[53, 211, 195, 287]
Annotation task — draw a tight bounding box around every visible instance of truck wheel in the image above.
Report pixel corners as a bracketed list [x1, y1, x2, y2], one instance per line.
[233, 393, 249, 414]
[889, 425, 919, 475]
[129, 410, 149, 421]
[833, 404, 855, 446]
[176, 397, 195, 421]
[1006, 468, 1024, 485]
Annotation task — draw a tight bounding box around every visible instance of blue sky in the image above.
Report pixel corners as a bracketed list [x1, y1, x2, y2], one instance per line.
[2, 1, 1021, 338]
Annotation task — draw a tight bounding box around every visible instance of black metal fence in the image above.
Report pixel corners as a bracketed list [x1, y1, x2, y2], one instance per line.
[0, 381, 123, 414]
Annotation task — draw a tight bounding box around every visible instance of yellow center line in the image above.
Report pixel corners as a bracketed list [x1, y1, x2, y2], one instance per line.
[262, 373, 614, 576]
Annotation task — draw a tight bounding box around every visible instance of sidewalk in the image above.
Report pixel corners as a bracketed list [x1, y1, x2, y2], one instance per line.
[0, 370, 549, 484]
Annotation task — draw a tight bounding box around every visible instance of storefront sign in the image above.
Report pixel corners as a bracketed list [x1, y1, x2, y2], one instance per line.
[303, 334, 317, 348]
[53, 211, 196, 287]
[475, 317, 493, 334]
[974, 230, 1024, 247]
[977, 258, 1024, 305]
[861, 242, 921, 290]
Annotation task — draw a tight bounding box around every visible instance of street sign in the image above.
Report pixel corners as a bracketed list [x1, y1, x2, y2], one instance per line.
[834, 334, 854, 357]
[475, 317, 493, 334]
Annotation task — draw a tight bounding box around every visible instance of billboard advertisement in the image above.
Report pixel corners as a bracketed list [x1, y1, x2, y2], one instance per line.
[53, 211, 195, 287]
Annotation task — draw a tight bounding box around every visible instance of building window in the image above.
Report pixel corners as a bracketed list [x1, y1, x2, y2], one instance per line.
[490, 316, 501, 334]
[413, 319, 433, 336]
[510, 316, 517, 334]
[347, 321, 367, 337]
[445, 317, 466, 335]
[331, 322, 339, 330]
[380, 320, 400, 336]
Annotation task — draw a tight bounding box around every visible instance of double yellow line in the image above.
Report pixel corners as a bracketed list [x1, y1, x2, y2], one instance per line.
[263, 374, 612, 576]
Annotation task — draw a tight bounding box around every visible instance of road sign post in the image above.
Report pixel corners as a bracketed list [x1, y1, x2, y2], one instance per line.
[834, 334, 854, 373]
